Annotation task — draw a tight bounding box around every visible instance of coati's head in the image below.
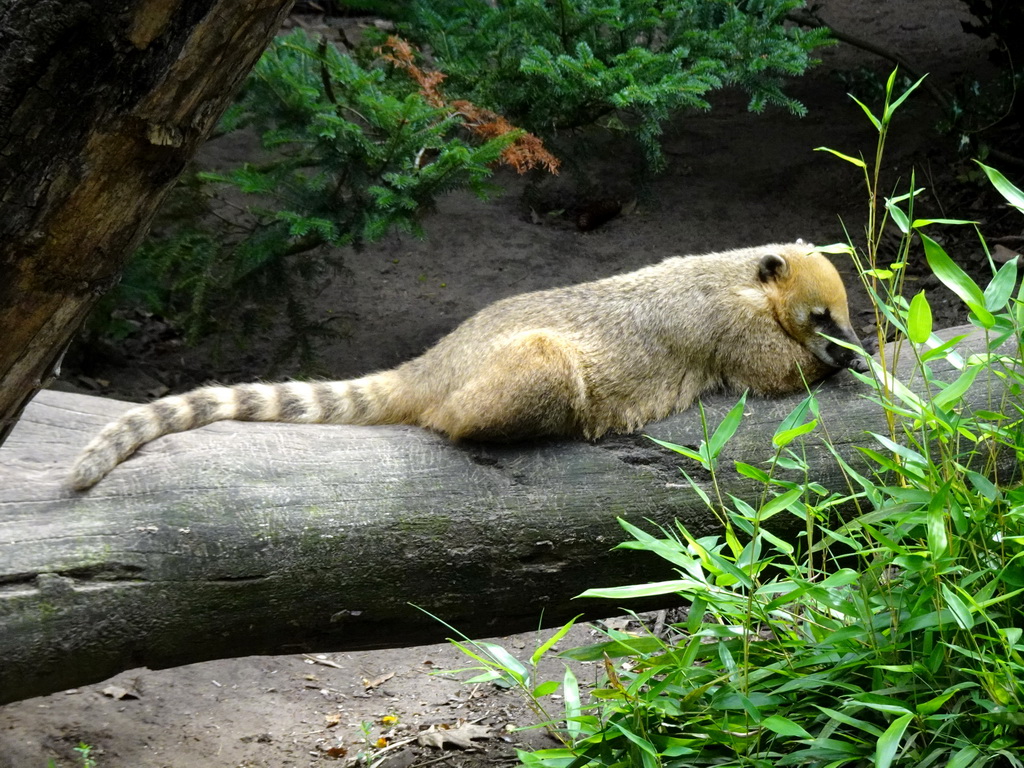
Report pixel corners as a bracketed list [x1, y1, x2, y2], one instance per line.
[757, 245, 867, 372]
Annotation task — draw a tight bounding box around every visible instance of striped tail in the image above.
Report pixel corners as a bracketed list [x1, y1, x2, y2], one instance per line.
[69, 377, 409, 490]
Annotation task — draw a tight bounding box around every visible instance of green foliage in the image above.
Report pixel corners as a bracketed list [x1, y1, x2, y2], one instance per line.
[391, 0, 833, 168]
[221, 31, 512, 242]
[73, 744, 97, 768]
[46, 743, 98, 768]
[92, 29, 517, 369]
[417, 604, 585, 734]
[445, 73, 1024, 767]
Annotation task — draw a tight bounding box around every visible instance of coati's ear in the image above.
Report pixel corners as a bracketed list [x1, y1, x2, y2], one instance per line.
[757, 253, 789, 283]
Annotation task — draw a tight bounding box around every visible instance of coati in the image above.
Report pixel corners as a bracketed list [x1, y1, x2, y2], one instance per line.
[69, 242, 865, 490]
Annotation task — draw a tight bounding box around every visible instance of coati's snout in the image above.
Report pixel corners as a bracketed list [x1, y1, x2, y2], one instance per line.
[807, 311, 868, 373]
[757, 250, 867, 373]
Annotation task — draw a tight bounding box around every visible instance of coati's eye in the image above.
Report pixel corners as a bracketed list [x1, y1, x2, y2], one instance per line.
[809, 309, 830, 325]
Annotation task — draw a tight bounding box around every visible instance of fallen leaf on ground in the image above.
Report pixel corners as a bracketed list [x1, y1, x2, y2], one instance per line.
[417, 722, 491, 749]
[993, 244, 1021, 264]
[362, 672, 395, 690]
[303, 653, 345, 669]
[601, 617, 631, 632]
[101, 683, 140, 700]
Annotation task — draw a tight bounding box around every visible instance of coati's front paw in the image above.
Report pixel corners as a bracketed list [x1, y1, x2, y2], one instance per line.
[849, 356, 870, 374]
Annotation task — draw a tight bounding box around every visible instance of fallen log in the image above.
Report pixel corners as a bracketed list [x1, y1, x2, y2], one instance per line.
[0, 325, 1013, 704]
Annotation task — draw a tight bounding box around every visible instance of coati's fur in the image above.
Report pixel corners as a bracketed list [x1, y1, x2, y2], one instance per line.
[70, 242, 864, 490]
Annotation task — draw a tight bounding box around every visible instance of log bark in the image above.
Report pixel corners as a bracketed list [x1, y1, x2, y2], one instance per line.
[0, 0, 294, 447]
[0, 326, 1017, 705]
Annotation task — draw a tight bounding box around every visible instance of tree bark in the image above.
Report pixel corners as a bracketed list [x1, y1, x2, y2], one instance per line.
[0, 326, 1017, 705]
[0, 0, 294, 448]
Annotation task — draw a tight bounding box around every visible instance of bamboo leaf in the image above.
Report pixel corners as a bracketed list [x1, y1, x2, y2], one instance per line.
[932, 365, 981, 410]
[907, 290, 932, 343]
[816, 242, 855, 255]
[532, 617, 580, 666]
[875, 713, 913, 768]
[562, 666, 582, 740]
[941, 584, 975, 630]
[984, 257, 1018, 311]
[883, 73, 928, 123]
[578, 580, 693, 599]
[919, 233, 994, 327]
[610, 722, 658, 757]
[532, 680, 559, 697]
[945, 745, 981, 768]
[759, 487, 804, 520]
[476, 641, 529, 682]
[773, 419, 818, 447]
[927, 485, 950, 558]
[849, 94, 882, 131]
[976, 161, 1024, 212]
[709, 393, 748, 457]
[910, 218, 975, 227]
[762, 714, 813, 739]
[646, 436, 705, 465]
[814, 146, 867, 168]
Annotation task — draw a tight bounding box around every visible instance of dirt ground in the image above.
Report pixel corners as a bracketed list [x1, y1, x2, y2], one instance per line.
[3, 2, 1021, 767]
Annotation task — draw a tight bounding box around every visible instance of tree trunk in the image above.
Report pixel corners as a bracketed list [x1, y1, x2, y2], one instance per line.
[0, 0, 294, 448]
[0, 326, 1016, 705]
